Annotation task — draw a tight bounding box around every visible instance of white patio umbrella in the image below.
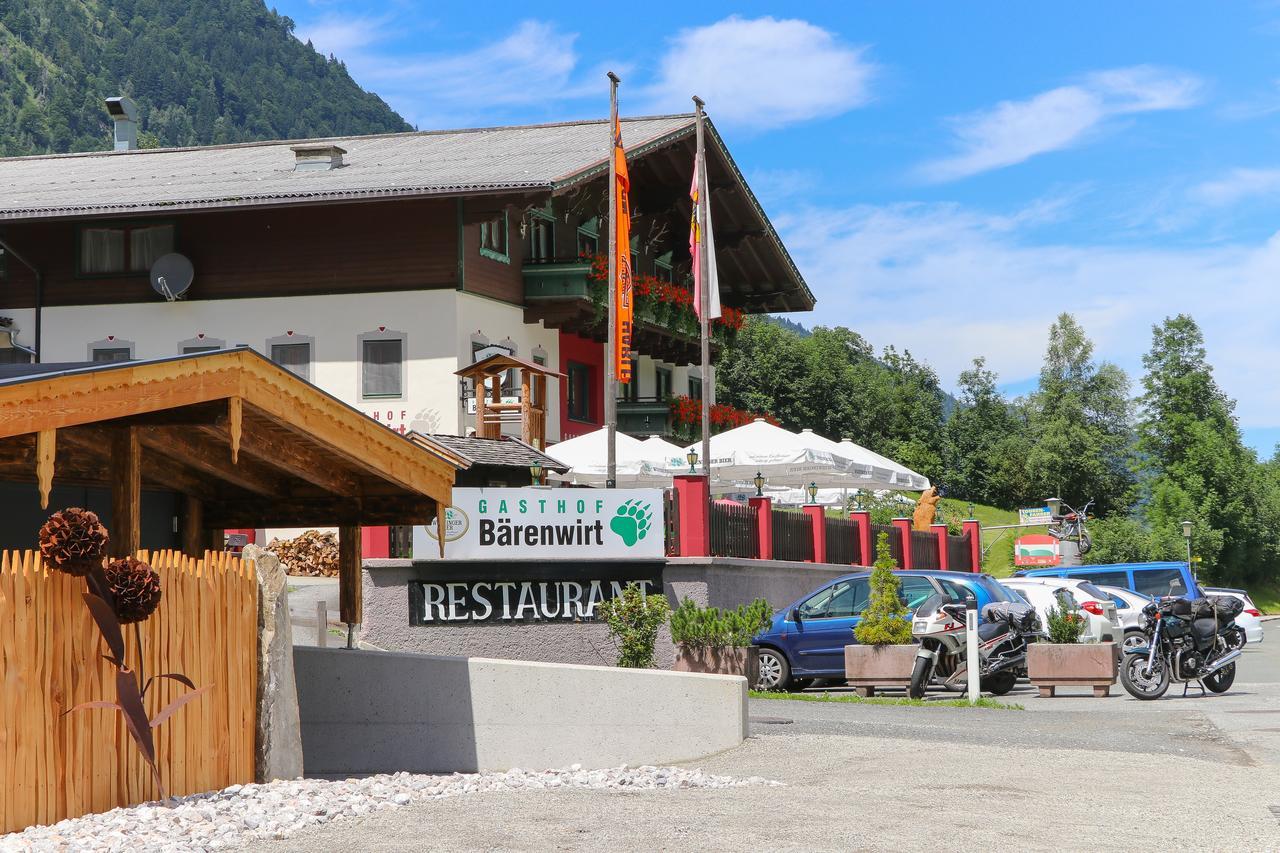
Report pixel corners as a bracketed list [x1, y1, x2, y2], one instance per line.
[667, 418, 860, 490]
[636, 434, 687, 469]
[546, 428, 668, 486]
[795, 429, 899, 491]
[835, 437, 931, 491]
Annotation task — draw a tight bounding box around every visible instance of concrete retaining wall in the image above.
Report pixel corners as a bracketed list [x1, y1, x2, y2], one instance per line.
[294, 646, 747, 776]
[361, 557, 851, 666]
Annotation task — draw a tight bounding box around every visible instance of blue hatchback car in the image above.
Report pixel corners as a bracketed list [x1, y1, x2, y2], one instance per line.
[753, 570, 1019, 691]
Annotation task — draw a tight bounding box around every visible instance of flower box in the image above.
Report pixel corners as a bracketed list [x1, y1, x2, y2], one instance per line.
[843, 644, 918, 697]
[673, 646, 760, 685]
[1027, 642, 1118, 697]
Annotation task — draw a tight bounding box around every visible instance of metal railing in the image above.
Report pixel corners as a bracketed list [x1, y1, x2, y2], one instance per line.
[824, 515, 860, 565]
[710, 501, 759, 559]
[948, 531, 973, 571]
[772, 510, 815, 563]
[389, 525, 413, 559]
[909, 529, 941, 570]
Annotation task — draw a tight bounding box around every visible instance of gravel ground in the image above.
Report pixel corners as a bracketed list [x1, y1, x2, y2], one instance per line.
[0, 767, 777, 853]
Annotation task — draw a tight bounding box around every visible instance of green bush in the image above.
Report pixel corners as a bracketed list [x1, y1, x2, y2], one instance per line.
[670, 598, 772, 649]
[853, 531, 913, 646]
[1045, 603, 1087, 644]
[594, 583, 672, 668]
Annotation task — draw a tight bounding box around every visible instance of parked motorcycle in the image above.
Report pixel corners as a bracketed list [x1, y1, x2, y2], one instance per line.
[1120, 596, 1245, 700]
[1047, 498, 1094, 555]
[908, 595, 1040, 698]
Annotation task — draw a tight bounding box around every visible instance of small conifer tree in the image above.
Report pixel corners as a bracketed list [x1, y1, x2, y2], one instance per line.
[853, 531, 913, 646]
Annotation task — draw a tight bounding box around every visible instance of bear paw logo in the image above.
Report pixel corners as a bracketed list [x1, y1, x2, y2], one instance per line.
[610, 499, 653, 547]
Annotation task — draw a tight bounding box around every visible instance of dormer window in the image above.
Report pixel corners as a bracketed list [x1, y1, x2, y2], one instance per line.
[78, 223, 174, 275]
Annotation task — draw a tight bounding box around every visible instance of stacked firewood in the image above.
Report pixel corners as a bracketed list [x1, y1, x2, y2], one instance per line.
[268, 530, 339, 577]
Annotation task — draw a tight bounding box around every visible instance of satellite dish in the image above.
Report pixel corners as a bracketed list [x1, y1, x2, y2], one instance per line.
[150, 253, 194, 301]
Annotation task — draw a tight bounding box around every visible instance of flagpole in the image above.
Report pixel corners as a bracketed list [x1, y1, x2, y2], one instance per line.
[605, 71, 620, 489]
[693, 96, 711, 481]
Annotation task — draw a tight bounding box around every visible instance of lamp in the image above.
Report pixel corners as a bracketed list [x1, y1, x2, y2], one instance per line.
[967, 502, 975, 521]
[807, 482, 819, 504]
[686, 448, 699, 474]
[1045, 496, 1063, 518]
[529, 461, 543, 486]
[753, 471, 765, 497]
[1182, 520, 1194, 579]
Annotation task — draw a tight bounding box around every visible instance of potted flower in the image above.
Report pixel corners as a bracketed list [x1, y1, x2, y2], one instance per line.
[670, 598, 771, 684]
[844, 532, 918, 696]
[1027, 602, 1117, 697]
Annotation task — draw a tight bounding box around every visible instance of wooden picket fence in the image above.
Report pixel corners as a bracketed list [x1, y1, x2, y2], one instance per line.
[0, 549, 258, 834]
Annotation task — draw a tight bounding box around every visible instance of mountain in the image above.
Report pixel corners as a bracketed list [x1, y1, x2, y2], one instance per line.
[0, 0, 411, 157]
[762, 315, 812, 338]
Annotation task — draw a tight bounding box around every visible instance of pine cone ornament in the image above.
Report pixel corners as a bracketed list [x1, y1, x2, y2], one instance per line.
[105, 557, 162, 624]
[38, 507, 109, 576]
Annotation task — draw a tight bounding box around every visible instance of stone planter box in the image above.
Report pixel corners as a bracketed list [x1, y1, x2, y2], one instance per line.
[673, 646, 760, 686]
[844, 644, 917, 697]
[1028, 642, 1118, 697]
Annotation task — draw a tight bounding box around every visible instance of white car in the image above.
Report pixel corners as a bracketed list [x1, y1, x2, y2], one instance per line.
[1096, 585, 1154, 651]
[1203, 587, 1265, 645]
[1001, 578, 1123, 646]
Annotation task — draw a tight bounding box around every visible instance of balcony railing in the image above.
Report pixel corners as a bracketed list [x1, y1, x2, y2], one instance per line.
[616, 396, 673, 438]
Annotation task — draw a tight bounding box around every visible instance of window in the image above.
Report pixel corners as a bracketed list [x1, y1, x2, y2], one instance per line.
[577, 217, 599, 256]
[630, 251, 639, 276]
[183, 345, 219, 354]
[479, 214, 509, 263]
[271, 343, 312, 380]
[1134, 568, 1186, 598]
[78, 223, 174, 275]
[531, 349, 547, 407]
[688, 376, 702, 401]
[567, 361, 591, 422]
[938, 579, 975, 604]
[0, 347, 31, 364]
[898, 576, 939, 610]
[655, 367, 672, 401]
[1068, 570, 1129, 589]
[621, 358, 639, 402]
[527, 213, 554, 262]
[92, 347, 131, 363]
[798, 579, 869, 619]
[654, 260, 674, 283]
[362, 338, 403, 398]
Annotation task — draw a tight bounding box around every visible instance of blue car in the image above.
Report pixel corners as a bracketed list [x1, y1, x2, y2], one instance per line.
[753, 570, 1019, 691]
[1013, 561, 1201, 600]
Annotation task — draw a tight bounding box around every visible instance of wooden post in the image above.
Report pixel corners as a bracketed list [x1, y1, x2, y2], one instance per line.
[35, 428, 55, 509]
[110, 427, 141, 557]
[474, 375, 487, 437]
[338, 524, 362, 640]
[182, 494, 205, 556]
[520, 368, 532, 445]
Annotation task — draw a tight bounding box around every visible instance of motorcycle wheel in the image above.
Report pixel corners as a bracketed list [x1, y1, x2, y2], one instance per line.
[1224, 627, 1247, 652]
[981, 671, 1017, 696]
[908, 655, 934, 700]
[1077, 529, 1093, 555]
[1120, 651, 1169, 700]
[1204, 663, 1236, 694]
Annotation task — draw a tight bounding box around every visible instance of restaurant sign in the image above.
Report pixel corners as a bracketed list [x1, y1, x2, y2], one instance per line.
[410, 577, 661, 624]
[413, 487, 665, 560]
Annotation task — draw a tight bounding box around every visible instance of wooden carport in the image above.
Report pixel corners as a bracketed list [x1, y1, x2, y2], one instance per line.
[0, 348, 461, 629]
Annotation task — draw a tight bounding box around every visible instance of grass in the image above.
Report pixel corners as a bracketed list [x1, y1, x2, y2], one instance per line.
[936, 498, 1023, 577]
[749, 689, 1023, 711]
[1247, 579, 1280, 615]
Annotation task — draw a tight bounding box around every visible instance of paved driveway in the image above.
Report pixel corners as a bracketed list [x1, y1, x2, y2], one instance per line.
[243, 639, 1280, 852]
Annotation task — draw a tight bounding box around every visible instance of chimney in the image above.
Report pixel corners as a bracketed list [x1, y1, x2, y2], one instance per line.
[104, 96, 139, 151]
[290, 144, 347, 172]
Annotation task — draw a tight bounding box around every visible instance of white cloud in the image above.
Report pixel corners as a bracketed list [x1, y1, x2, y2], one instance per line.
[778, 198, 1280, 428]
[1190, 167, 1280, 206]
[295, 14, 391, 56]
[642, 16, 875, 130]
[918, 65, 1202, 182]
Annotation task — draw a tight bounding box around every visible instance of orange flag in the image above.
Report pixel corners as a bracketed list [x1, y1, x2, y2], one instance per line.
[613, 116, 633, 384]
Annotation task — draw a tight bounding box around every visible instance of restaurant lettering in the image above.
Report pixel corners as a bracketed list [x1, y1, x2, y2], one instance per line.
[409, 579, 657, 623]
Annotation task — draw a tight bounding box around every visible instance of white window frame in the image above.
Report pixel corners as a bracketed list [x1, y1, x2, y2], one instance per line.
[87, 337, 135, 362]
[265, 332, 315, 382]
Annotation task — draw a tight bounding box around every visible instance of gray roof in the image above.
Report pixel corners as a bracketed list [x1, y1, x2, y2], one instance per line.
[418, 433, 569, 473]
[0, 116, 695, 221]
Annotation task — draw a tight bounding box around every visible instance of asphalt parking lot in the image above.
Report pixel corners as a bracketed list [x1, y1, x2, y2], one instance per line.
[243, 635, 1280, 852]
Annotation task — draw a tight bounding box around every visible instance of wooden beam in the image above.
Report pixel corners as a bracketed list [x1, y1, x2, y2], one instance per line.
[36, 429, 55, 509]
[228, 396, 242, 464]
[204, 496, 437, 528]
[339, 525, 362, 627]
[182, 494, 205, 557]
[110, 427, 141, 557]
[138, 427, 287, 497]
[98, 400, 230, 428]
[199, 420, 361, 496]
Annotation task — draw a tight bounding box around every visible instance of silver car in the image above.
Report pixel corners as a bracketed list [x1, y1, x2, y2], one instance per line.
[1096, 585, 1154, 651]
[1203, 587, 1265, 645]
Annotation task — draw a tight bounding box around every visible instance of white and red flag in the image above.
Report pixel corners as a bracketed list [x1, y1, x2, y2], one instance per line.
[689, 156, 721, 320]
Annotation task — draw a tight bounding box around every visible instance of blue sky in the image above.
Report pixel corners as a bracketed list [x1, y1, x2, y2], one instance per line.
[276, 1, 1280, 455]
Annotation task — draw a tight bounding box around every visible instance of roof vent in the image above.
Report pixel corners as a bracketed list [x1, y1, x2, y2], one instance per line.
[104, 96, 139, 151]
[290, 144, 346, 172]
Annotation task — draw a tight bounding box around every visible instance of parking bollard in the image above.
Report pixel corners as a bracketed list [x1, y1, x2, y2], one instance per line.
[966, 596, 979, 704]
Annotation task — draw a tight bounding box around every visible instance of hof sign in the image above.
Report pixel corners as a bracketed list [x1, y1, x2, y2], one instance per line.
[413, 487, 664, 560]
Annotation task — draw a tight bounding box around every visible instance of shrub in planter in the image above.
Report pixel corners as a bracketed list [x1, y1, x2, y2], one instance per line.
[595, 582, 672, 669]
[846, 532, 916, 695]
[1045, 603, 1087, 644]
[1029, 603, 1117, 697]
[670, 598, 770, 682]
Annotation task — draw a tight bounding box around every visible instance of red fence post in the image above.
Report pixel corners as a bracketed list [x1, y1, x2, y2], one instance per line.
[962, 519, 982, 573]
[802, 505, 826, 564]
[932, 523, 950, 571]
[362, 525, 390, 559]
[849, 510, 872, 566]
[673, 474, 710, 557]
[749, 496, 773, 560]
[892, 518, 913, 570]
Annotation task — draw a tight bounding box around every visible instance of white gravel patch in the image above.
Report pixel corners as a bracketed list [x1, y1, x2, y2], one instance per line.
[1, 765, 780, 852]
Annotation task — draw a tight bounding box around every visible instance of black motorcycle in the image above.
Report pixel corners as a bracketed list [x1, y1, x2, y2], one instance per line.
[1120, 596, 1246, 700]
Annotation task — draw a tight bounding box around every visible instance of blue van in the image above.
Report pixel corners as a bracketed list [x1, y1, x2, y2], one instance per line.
[1014, 561, 1201, 599]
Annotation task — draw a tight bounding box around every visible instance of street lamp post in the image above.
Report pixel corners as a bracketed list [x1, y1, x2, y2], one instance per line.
[686, 449, 699, 475]
[529, 461, 543, 486]
[1182, 520, 1194, 581]
[753, 471, 766, 497]
[807, 482, 819, 504]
